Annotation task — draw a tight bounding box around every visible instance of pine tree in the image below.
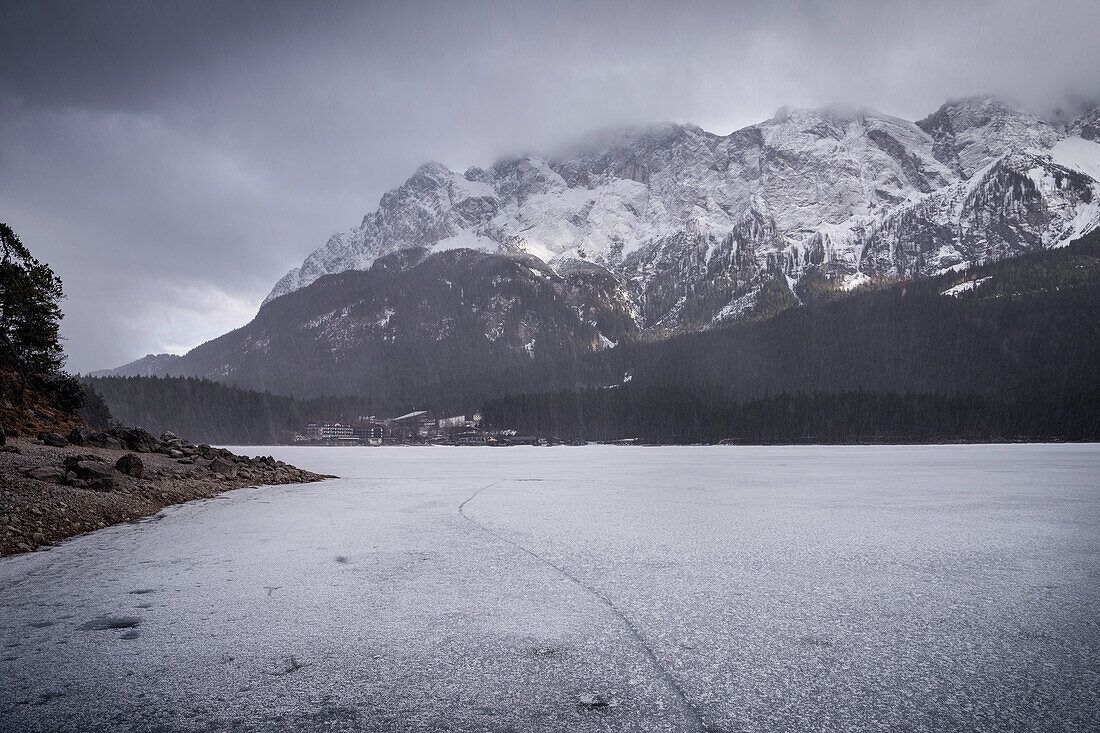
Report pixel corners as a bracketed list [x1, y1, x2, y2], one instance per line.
[0, 222, 82, 410]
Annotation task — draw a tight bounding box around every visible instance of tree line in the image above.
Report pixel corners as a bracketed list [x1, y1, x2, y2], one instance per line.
[483, 387, 1100, 443]
[83, 375, 378, 444]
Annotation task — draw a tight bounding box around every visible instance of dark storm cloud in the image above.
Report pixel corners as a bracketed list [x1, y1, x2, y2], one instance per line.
[2, 0, 1098, 370]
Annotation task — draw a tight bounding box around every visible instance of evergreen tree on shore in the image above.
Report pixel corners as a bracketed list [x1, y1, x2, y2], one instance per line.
[0, 222, 83, 411]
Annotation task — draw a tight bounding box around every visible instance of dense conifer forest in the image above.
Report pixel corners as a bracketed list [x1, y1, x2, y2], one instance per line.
[483, 231, 1100, 442]
[83, 376, 376, 444]
[86, 230, 1100, 444]
[482, 388, 1100, 443]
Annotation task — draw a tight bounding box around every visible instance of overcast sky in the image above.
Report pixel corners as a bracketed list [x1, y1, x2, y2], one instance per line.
[2, 0, 1098, 371]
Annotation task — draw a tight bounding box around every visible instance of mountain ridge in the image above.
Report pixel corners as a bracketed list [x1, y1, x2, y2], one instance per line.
[96, 96, 1100, 403]
[264, 96, 1100, 339]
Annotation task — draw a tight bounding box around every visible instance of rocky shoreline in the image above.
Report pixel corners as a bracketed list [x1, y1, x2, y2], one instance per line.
[0, 426, 334, 557]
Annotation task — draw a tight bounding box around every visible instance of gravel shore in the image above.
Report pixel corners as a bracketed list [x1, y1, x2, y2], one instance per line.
[0, 436, 333, 556]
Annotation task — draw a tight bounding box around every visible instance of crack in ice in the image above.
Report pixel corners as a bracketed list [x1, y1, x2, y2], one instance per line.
[458, 481, 709, 732]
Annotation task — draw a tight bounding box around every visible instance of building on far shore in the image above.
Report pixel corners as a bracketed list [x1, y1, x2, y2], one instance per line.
[352, 422, 384, 446]
[301, 411, 516, 446]
[455, 430, 488, 446]
[386, 411, 429, 441]
[303, 420, 382, 445]
[305, 421, 354, 442]
[439, 415, 465, 429]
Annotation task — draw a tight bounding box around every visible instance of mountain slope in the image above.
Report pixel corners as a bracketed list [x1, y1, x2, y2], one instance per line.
[164, 248, 637, 407]
[105, 96, 1100, 403]
[265, 96, 1100, 337]
[90, 230, 1100, 442]
[88, 353, 182, 378]
[481, 229, 1100, 441]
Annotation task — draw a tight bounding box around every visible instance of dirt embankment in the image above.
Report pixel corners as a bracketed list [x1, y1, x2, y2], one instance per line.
[0, 428, 334, 556]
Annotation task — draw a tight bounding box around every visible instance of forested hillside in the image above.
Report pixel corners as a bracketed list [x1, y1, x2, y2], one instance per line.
[88, 230, 1100, 444]
[84, 376, 376, 445]
[583, 230, 1100, 400]
[160, 248, 635, 411]
[482, 388, 1100, 443]
[482, 230, 1100, 441]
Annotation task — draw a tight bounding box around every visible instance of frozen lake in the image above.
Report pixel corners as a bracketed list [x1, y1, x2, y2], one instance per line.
[1, 444, 1098, 732]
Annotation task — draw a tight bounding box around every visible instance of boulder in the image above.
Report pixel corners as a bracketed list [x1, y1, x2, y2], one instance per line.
[208, 457, 238, 478]
[577, 693, 610, 710]
[68, 427, 92, 446]
[38, 432, 68, 447]
[107, 427, 159, 453]
[72, 461, 127, 491]
[160, 431, 181, 443]
[24, 466, 66, 483]
[115, 453, 144, 478]
[64, 454, 104, 470]
[87, 432, 124, 450]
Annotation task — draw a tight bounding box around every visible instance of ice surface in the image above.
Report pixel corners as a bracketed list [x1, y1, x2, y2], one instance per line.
[2, 445, 1098, 732]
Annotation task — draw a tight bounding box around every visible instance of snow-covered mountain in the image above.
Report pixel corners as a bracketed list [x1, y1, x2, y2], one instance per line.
[104, 96, 1099, 400]
[265, 96, 1100, 333]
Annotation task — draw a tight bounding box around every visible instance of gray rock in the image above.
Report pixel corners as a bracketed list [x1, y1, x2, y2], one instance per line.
[115, 453, 144, 478]
[87, 432, 124, 450]
[208, 458, 238, 478]
[107, 427, 158, 453]
[68, 427, 92, 446]
[577, 693, 610, 710]
[38, 432, 68, 447]
[24, 466, 66, 483]
[64, 454, 104, 470]
[73, 461, 126, 491]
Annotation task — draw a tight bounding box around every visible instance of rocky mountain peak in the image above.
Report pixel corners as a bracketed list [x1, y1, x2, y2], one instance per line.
[262, 95, 1100, 338]
[1068, 106, 1100, 141]
[917, 95, 1060, 177]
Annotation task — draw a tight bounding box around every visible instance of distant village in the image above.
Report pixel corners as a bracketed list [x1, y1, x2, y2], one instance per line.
[296, 411, 543, 446]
